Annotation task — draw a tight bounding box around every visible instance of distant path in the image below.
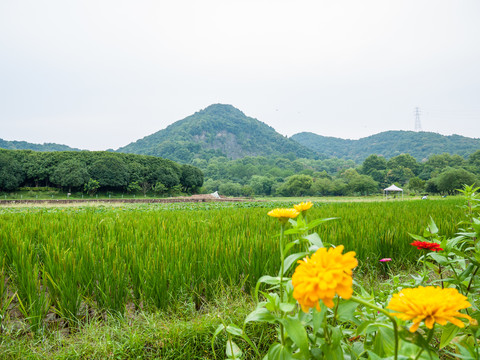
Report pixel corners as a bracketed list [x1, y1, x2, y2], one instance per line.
[0, 195, 250, 206]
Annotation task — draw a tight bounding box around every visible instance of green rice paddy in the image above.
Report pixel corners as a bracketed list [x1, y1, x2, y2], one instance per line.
[0, 198, 464, 331]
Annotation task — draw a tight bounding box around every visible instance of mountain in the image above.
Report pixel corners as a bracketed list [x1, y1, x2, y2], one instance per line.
[0, 138, 80, 152]
[291, 130, 480, 162]
[116, 104, 317, 162]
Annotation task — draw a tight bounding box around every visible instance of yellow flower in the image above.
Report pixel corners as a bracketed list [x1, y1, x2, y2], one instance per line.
[292, 245, 358, 311]
[267, 208, 299, 223]
[387, 286, 474, 333]
[294, 201, 313, 213]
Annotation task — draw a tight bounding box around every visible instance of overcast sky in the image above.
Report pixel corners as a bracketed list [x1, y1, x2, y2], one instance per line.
[1, 0, 479, 151]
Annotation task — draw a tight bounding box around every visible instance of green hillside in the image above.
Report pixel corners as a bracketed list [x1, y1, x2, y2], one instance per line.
[0, 138, 80, 152]
[292, 131, 480, 162]
[116, 104, 318, 162]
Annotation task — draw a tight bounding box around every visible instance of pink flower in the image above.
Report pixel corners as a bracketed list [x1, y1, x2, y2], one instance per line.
[380, 258, 392, 262]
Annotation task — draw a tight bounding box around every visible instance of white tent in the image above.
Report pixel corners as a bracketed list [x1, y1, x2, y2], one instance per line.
[384, 184, 403, 199]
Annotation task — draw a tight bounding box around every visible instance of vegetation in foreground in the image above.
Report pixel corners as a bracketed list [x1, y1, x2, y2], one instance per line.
[0, 191, 478, 358]
[215, 187, 479, 359]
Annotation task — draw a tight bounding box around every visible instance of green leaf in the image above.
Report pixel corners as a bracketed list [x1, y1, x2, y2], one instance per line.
[398, 327, 432, 355]
[282, 317, 310, 359]
[257, 275, 282, 285]
[212, 324, 225, 359]
[336, 300, 359, 323]
[366, 351, 384, 360]
[226, 324, 243, 337]
[427, 217, 439, 235]
[279, 302, 296, 313]
[396, 342, 439, 359]
[408, 233, 427, 241]
[440, 323, 460, 349]
[373, 324, 395, 356]
[305, 217, 337, 231]
[356, 320, 374, 336]
[245, 307, 276, 324]
[313, 302, 327, 334]
[329, 325, 343, 346]
[283, 241, 297, 256]
[321, 343, 344, 359]
[459, 263, 475, 281]
[304, 233, 324, 248]
[428, 252, 448, 265]
[255, 276, 282, 302]
[267, 343, 294, 360]
[282, 252, 309, 275]
[226, 340, 242, 359]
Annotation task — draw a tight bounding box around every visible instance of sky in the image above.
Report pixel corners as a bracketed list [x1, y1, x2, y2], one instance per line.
[1, 0, 479, 151]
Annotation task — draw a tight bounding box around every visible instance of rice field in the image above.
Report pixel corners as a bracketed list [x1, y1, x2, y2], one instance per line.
[0, 198, 465, 332]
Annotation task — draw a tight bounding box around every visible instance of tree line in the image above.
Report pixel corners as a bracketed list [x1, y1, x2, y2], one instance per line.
[0, 149, 204, 195]
[1, 148, 479, 197]
[197, 151, 480, 197]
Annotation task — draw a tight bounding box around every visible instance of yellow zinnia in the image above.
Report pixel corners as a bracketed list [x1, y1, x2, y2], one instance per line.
[292, 245, 358, 311]
[267, 208, 299, 223]
[387, 286, 475, 333]
[294, 201, 313, 213]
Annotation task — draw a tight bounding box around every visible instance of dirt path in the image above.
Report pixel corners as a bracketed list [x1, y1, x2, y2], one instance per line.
[0, 194, 250, 206]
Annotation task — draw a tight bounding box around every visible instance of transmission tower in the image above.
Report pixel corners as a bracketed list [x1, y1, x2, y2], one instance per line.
[414, 107, 422, 131]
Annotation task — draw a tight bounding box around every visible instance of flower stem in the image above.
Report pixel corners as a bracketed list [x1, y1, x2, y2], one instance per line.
[438, 264, 444, 289]
[279, 223, 285, 345]
[414, 326, 435, 360]
[466, 266, 479, 294]
[422, 251, 427, 284]
[279, 223, 285, 301]
[350, 295, 398, 360]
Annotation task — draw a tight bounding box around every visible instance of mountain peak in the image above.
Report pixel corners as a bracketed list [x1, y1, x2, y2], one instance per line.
[201, 103, 245, 115]
[117, 104, 316, 162]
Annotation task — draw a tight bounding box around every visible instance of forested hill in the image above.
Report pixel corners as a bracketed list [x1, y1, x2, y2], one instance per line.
[0, 138, 80, 152]
[116, 104, 317, 162]
[291, 131, 480, 162]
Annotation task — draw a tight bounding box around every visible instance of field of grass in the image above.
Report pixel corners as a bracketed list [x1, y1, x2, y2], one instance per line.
[0, 198, 467, 358]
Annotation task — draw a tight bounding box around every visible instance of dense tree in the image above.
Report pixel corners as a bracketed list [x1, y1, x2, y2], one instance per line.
[50, 159, 90, 192]
[361, 154, 387, 174]
[248, 175, 274, 196]
[154, 166, 180, 189]
[425, 177, 440, 194]
[437, 168, 478, 195]
[219, 182, 243, 197]
[387, 154, 420, 175]
[340, 169, 360, 182]
[468, 150, 480, 174]
[180, 164, 204, 193]
[23, 152, 51, 187]
[89, 156, 129, 189]
[385, 166, 414, 185]
[419, 153, 466, 180]
[0, 151, 24, 191]
[126, 181, 141, 193]
[277, 175, 313, 196]
[330, 179, 348, 196]
[153, 182, 167, 195]
[311, 178, 333, 196]
[84, 178, 100, 196]
[0, 149, 200, 195]
[349, 175, 379, 195]
[407, 177, 425, 193]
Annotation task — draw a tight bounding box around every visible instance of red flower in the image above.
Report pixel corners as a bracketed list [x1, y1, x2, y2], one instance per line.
[410, 241, 443, 252]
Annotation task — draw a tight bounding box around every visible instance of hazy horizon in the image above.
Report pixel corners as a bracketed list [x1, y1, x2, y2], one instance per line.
[2, 102, 480, 151]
